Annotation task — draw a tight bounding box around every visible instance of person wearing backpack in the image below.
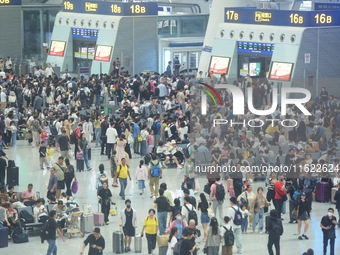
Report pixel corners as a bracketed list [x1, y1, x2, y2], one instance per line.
[204, 217, 221, 255]
[181, 196, 197, 224]
[209, 176, 225, 224]
[267, 209, 283, 255]
[44, 210, 65, 255]
[148, 154, 162, 198]
[227, 197, 243, 254]
[221, 216, 234, 255]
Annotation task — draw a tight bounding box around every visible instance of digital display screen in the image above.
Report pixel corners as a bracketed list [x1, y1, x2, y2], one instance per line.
[72, 28, 99, 39]
[269, 62, 294, 81]
[225, 8, 340, 27]
[249, 62, 261, 77]
[94, 45, 112, 62]
[238, 41, 274, 55]
[209, 56, 231, 74]
[49, 41, 66, 57]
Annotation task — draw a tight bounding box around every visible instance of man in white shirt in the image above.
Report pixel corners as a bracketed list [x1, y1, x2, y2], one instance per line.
[181, 196, 196, 221]
[0, 89, 7, 103]
[106, 122, 118, 159]
[45, 63, 54, 77]
[54, 117, 63, 151]
[227, 197, 243, 254]
[163, 96, 172, 111]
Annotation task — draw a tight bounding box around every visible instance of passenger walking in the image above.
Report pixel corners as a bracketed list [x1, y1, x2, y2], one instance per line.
[45, 210, 65, 255]
[320, 208, 337, 255]
[116, 158, 131, 200]
[267, 209, 283, 255]
[97, 182, 114, 225]
[205, 217, 221, 255]
[296, 193, 310, 240]
[80, 227, 105, 255]
[141, 209, 158, 255]
[135, 160, 148, 195]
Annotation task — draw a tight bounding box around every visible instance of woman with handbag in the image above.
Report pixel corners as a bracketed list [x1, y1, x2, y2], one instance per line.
[198, 193, 210, 241]
[97, 182, 115, 225]
[253, 187, 271, 234]
[296, 192, 310, 240]
[64, 158, 76, 196]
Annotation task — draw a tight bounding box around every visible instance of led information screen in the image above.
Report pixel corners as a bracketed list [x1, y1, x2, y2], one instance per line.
[269, 62, 294, 81]
[49, 41, 66, 57]
[238, 41, 274, 55]
[209, 56, 231, 74]
[72, 28, 99, 39]
[94, 45, 112, 62]
[224, 8, 340, 27]
[314, 3, 340, 10]
[63, 0, 158, 16]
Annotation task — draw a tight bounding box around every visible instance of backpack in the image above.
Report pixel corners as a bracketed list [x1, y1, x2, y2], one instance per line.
[19, 210, 34, 224]
[271, 219, 283, 236]
[80, 90, 86, 100]
[173, 238, 183, 255]
[231, 207, 243, 226]
[50, 121, 58, 136]
[99, 173, 108, 184]
[150, 161, 160, 177]
[293, 190, 301, 202]
[215, 183, 225, 201]
[184, 204, 198, 225]
[223, 226, 235, 246]
[40, 220, 50, 242]
[151, 122, 158, 134]
[70, 132, 76, 144]
[183, 145, 190, 158]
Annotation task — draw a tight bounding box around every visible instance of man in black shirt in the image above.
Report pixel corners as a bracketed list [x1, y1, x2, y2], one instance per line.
[119, 199, 137, 252]
[320, 208, 337, 255]
[154, 188, 170, 235]
[0, 154, 7, 188]
[80, 227, 105, 255]
[100, 117, 109, 155]
[45, 210, 65, 255]
[59, 130, 70, 159]
[180, 228, 199, 255]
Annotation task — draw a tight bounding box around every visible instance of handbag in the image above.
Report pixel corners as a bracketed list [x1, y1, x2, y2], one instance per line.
[207, 206, 215, 218]
[76, 151, 84, 160]
[157, 234, 169, 247]
[281, 193, 288, 202]
[137, 134, 143, 142]
[291, 206, 299, 220]
[109, 205, 117, 216]
[71, 179, 78, 194]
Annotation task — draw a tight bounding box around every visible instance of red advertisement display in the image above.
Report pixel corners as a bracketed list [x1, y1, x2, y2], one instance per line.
[269, 62, 294, 81]
[49, 41, 66, 57]
[94, 45, 112, 62]
[208, 56, 231, 74]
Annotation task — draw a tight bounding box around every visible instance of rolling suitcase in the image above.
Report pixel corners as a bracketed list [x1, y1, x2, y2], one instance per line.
[0, 227, 8, 248]
[8, 160, 15, 168]
[134, 234, 142, 253]
[265, 215, 270, 233]
[7, 166, 19, 186]
[331, 188, 337, 204]
[77, 159, 85, 171]
[81, 214, 94, 233]
[315, 182, 330, 202]
[159, 246, 168, 255]
[112, 230, 124, 254]
[93, 203, 105, 226]
[88, 148, 91, 160]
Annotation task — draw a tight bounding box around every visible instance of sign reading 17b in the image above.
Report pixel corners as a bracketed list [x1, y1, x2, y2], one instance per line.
[226, 10, 239, 21]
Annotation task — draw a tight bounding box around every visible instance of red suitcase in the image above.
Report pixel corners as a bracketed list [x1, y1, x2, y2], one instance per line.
[315, 182, 330, 202]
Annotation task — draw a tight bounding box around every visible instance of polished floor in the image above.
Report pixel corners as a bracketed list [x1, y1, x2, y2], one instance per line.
[1, 140, 339, 255]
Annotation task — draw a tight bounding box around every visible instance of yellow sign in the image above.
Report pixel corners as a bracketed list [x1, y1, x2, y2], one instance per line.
[85, 2, 98, 12]
[255, 12, 272, 22]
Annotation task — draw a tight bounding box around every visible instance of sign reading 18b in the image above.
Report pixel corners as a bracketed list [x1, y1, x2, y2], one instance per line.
[130, 4, 146, 14]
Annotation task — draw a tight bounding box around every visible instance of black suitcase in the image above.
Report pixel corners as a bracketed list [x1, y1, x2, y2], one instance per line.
[77, 159, 85, 171]
[265, 215, 270, 233]
[0, 227, 8, 248]
[12, 227, 29, 244]
[88, 148, 91, 160]
[112, 231, 124, 254]
[7, 166, 19, 186]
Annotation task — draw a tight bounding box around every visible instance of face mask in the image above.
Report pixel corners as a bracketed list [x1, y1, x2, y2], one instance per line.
[328, 212, 333, 217]
[126, 205, 131, 209]
[176, 216, 182, 221]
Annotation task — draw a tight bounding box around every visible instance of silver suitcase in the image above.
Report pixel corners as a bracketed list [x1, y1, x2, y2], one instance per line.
[134, 234, 142, 253]
[81, 214, 94, 233]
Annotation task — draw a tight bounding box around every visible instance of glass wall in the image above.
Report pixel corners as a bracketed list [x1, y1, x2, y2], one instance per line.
[23, 7, 60, 61]
[158, 15, 208, 38]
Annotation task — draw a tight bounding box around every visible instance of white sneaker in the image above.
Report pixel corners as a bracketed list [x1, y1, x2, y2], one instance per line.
[259, 231, 263, 235]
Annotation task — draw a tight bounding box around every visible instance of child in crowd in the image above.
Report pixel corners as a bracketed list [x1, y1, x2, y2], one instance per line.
[146, 129, 155, 153]
[39, 141, 48, 170]
[46, 143, 55, 168]
[0, 134, 7, 150]
[135, 160, 148, 195]
[241, 204, 250, 233]
[10, 121, 17, 147]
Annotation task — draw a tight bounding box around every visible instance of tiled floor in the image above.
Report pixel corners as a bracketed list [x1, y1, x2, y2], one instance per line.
[1, 140, 339, 255]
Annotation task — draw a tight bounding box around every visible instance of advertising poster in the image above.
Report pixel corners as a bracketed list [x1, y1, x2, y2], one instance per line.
[49, 41, 66, 57]
[269, 62, 294, 81]
[94, 45, 112, 62]
[209, 56, 230, 74]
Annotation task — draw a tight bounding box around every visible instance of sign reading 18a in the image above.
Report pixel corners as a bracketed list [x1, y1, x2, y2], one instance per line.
[130, 4, 146, 14]
[315, 13, 332, 24]
[111, 4, 121, 14]
[226, 10, 239, 21]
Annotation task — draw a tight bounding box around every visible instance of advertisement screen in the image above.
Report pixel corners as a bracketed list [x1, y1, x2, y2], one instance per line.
[49, 41, 66, 57]
[209, 56, 230, 74]
[269, 62, 294, 81]
[94, 45, 112, 62]
[249, 62, 261, 77]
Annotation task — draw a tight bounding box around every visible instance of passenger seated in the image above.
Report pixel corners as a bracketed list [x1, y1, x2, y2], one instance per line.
[156, 141, 182, 168]
[21, 183, 36, 206]
[4, 202, 20, 238]
[33, 198, 49, 223]
[52, 200, 68, 229]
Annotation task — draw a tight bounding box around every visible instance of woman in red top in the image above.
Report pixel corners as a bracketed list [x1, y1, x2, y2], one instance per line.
[273, 176, 287, 219]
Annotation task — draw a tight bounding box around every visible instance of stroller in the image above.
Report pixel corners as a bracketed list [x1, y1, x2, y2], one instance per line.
[63, 209, 85, 239]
